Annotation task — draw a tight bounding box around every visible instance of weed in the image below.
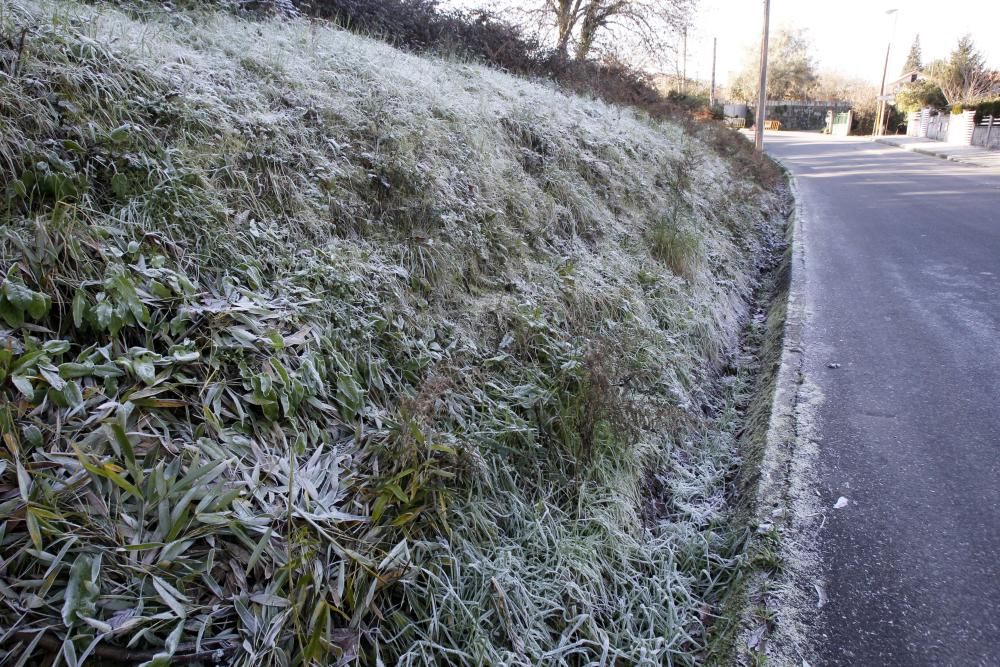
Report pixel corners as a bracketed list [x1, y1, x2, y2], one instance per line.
[649, 218, 701, 278]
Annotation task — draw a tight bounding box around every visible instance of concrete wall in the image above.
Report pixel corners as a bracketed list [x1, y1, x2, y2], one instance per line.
[947, 110, 976, 145]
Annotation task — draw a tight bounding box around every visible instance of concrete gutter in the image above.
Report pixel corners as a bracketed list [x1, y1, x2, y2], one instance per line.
[737, 161, 827, 667]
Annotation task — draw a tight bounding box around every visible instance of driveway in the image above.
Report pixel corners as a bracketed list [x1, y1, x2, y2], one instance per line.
[764, 133, 1000, 666]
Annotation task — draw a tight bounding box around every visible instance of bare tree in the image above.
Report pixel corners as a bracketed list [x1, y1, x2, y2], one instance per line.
[536, 0, 694, 61]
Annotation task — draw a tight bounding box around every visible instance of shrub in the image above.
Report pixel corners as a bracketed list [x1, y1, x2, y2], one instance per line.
[295, 0, 549, 75]
[972, 99, 1000, 123]
[895, 79, 947, 113]
[849, 97, 905, 135]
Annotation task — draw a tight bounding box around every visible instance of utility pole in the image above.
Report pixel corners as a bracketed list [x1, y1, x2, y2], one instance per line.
[710, 37, 717, 108]
[874, 9, 899, 137]
[682, 27, 688, 95]
[754, 0, 771, 152]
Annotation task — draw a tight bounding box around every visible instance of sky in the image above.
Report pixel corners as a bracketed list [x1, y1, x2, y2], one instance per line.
[447, 0, 1000, 87]
[686, 0, 1000, 86]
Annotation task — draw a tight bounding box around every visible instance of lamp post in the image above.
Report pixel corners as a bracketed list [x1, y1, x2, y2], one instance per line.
[874, 8, 899, 137]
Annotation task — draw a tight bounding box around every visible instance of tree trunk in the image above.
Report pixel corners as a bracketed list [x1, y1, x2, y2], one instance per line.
[574, 4, 599, 60]
[554, 0, 576, 57]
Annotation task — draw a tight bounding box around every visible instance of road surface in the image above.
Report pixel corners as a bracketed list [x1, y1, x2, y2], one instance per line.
[765, 133, 1000, 666]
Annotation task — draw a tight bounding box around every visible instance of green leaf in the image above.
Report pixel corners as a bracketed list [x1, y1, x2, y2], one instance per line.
[169, 346, 200, 363]
[151, 576, 188, 619]
[7, 179, 27, 199]
[59, 363, 94, 379]
[38, 365, 66, 391]
[304, 600, 331, 662]
[26, 293, 49, 320]
[385, 483, 408, 503]
[249, 593, 289, 607]
[92, 363, 125, 378]
[42, 340, 71, 355]
[16, 459, 31, 501]
[11, 375, 34, 398]
[108, 125, 130, 144]
[336, 373, 365, 418]
[25, 510, 43, 550]
[149, 280, 172, 299]
[51, 380, 83, 408]
[111, 173, 129, 198]
[106, 422, 138, 477]
[246, 527, 273, 572]
[95, 301, 113, 330]
[76, 448, 141, 498]
[63, 139, 86, 154]
[0, 298, 24, 328]
[134, 359, 156, 385]
[72, 290, 88, 328]
[62, 553, 99, 627]
[3, 280, 35, 310]
[22, 425, 43, 448]
[137, 621, 185, 667]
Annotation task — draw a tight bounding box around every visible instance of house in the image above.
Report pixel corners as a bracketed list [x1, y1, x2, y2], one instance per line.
[886, 69, 924, 96]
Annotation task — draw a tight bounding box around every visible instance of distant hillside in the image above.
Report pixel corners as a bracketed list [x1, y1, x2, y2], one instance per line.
[0, 1, 784, 664]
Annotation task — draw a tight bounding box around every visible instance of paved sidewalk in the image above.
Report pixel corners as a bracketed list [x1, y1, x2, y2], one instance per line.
[876, 135, 1000, 169]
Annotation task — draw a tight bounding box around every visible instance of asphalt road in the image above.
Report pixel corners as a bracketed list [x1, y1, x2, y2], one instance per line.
[765, 134, 1000, 666]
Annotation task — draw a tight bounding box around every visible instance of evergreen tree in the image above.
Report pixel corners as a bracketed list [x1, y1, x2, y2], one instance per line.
[902, 35, 922, 74]
[928, 35, 991, 104]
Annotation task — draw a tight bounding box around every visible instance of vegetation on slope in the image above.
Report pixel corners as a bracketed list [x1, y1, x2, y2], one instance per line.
[0, 1, 783, 664]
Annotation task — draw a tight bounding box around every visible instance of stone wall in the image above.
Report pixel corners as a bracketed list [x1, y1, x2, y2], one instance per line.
[745, 101, 853, 131]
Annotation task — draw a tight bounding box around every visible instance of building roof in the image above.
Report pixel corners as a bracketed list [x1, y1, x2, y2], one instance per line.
[887, 69, 925, 93]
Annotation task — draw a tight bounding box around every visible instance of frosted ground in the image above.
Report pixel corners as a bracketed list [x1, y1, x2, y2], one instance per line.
[0, 1, 785, 664]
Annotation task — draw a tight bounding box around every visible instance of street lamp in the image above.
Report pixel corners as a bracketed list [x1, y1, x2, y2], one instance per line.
[874, 8, 899, 137]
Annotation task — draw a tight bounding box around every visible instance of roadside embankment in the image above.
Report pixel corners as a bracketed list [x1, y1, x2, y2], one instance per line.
[0, 1, 787, 663]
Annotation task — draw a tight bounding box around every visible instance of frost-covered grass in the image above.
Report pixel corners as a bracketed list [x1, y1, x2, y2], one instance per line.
[0, 1, 783, 664]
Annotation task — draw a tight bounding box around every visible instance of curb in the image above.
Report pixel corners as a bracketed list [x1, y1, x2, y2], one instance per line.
[753, 162, 807, 542]
[737, 158, 823, 667]
[874, 138, 993, 167]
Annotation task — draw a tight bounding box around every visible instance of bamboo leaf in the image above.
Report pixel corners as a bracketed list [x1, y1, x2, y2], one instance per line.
[151, 577, 188, 619]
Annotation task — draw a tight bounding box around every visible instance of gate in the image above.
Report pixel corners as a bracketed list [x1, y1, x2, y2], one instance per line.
[831, 111, 852, 137]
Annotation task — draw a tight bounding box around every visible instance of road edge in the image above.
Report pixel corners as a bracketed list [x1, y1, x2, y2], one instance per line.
[736, 160, 827, 667]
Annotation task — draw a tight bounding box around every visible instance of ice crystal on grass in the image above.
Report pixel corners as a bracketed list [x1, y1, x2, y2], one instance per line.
[0, 0, 783, 663]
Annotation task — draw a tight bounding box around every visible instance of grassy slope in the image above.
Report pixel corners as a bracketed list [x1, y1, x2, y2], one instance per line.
[0, 1, 783, 664]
